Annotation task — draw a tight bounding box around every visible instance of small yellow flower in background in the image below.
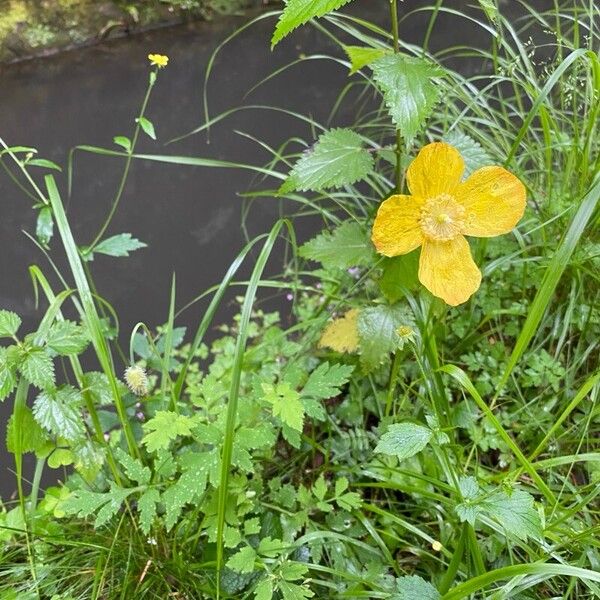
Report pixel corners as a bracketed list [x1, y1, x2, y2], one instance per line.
[124, 365, 149, 396]
[432, 540, 443, 552]
[319, 309, 360, 353]
[371, 142, 526, 306]
[148, 53, 169, 68]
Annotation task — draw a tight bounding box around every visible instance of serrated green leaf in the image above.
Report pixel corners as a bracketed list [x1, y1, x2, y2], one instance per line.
[375, 422, 433, 461]
[33, 386, 85, 442]
[63, 483, 132, 528]
[258, 536, 282, 557]
[19, 347, 55, 389]
[45, 320, 89, 355]
[281, 561, 309, 581]
[115, 447, 151, 484]
[443, 130, 492, 176]
[357, 304, 414, 371]
[281, 128, 374, 193]
[263, 382, 304, 432]
[301, 362, 354, 400]
[36, 207, 54, 246]
[392, 575, 440, 600]
[227, 545, 257, 574]
[72, 440, 105, 482]
[138, 488, 160, 535]
[236, 424, 276, 450]
[336, 491, 362, 511]
[279, 580, 314, 600]
[0, 310, 21, 338]
[92, 233, 147, 259]
[343, 45, 389, 74]
[482, 488, 542, 540]
[371, 54, 444, 141]
[142, 411, 194, 452]
[299, 221, 374, 270]
[313, 475, 328, 501]
[0, 347, 17, 401]
[271, 0, 353, 47]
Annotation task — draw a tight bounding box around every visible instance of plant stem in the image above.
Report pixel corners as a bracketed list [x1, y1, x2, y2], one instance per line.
[29, 457, 46, 520]
[385, 349, 402, 417]
[438, 522, 466, 594]
[390, 0, 403, 192]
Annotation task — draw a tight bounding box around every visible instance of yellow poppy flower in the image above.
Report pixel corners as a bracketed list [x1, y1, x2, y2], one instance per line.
[372, 142, 526, 306]
[148, 53, 169, 68]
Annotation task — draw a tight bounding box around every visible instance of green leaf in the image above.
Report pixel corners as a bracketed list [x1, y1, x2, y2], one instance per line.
[379, 253, 420, 302]
[227, 546, 257, 574]
[258, 536, 282, 557]
[271, 0, 353, 47]
[113, 135, 132, 152]
[33, 386, 85, 442]
[443, 130, 492, 176]
[19, 347, 55, 389]
[357, 304, 414, 371]
[279, 580, 314, 600]
[281, 561, 309, 581]
[301, 362, 353, 399]
[142, 410, 194, 452]
[371, 54, 444, 141]
[6, 407, 52, 457]
[36, 207, 54, 246]
[138, 488, 160, 535]
[92, 233, 147, 259]
[27, 158, 62, 171]
[48, 447, 74, 468]
[0, 310, 21, 338]
[115, 447, 151, 485]
[0, 347, 17, 401]
[263, 382, 305, 432]
[343, 45, 389, 74]
[476, 0, 499, 22]
[482, 488, 542, 540]
[299, 221, 374, 270]
[254, 579, 274, 600]
[136, 116, 156, 140]
[392, 575, 440, 600]
[281, 128, 374, 193]
[72, 440, 105, 482]
[63, 483, 132, 528]
[375, 422, 433, 461]
[45, 320, 89, 355]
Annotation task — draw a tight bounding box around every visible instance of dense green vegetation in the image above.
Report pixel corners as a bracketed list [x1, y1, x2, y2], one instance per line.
[1, 0, 599, 598]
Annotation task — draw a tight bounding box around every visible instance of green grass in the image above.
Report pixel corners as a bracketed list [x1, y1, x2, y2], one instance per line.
[1, 0, 599, 598]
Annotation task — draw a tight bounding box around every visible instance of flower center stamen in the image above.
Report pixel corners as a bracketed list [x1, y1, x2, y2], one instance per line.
[419, 194, 466, 241]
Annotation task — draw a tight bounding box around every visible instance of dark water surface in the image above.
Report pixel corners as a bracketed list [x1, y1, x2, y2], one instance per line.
[0, 0, 525, 496]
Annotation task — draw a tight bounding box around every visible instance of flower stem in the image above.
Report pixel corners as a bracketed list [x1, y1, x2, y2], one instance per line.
[390, 0, 403, 193]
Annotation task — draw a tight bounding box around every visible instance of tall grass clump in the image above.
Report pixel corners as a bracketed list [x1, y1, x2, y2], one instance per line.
[0, 1, 599, 599]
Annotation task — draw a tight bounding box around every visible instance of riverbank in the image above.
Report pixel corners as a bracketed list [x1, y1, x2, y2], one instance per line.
[0, 0, 270, 63]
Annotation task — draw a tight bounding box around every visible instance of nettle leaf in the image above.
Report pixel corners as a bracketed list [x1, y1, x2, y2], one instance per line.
[300, 221, 375, 270]
[0, 310, 21, 338]
[0, 347, 17, 401]
[115, 447, 151, 485]
[357, 304, 414, 371]
[142, 411, 194, 452]
[138, 488, 160, 535]
[92, 233, 147, 259]
[482, 488, 542, 540]
[371, 54, 444, 141]
[443, 130, 492, 177]
[227, 545, 257, 574]
[343, 45, 389, 74]
[281, 128, 374, 193]
[45, 320, 89, 355]
[375, 423, 433, 461]
[19, 347, 55, 389]
[36, 206, 54, 246]
[392, 575, 440, 600]
[33, 386, 85, 442]
[318, 309, 360, 354]
[6, 407, 52, 457]
[263, 382, 304, 432]
[301, 362, 354, 399]
[64, 483, 132, 528]
[272, 0, 353, 47]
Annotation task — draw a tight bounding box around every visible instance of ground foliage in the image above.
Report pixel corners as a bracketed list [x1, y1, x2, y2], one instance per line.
[0, 0, 599, 598]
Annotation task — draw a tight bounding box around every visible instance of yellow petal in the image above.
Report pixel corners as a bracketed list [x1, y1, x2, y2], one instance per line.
[456, 166, 526, 237]
[418, 236, 481, 306]
[371, 194, 424, 257]
[407, 142, 465, 198]
[318, 309, 359, 353]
